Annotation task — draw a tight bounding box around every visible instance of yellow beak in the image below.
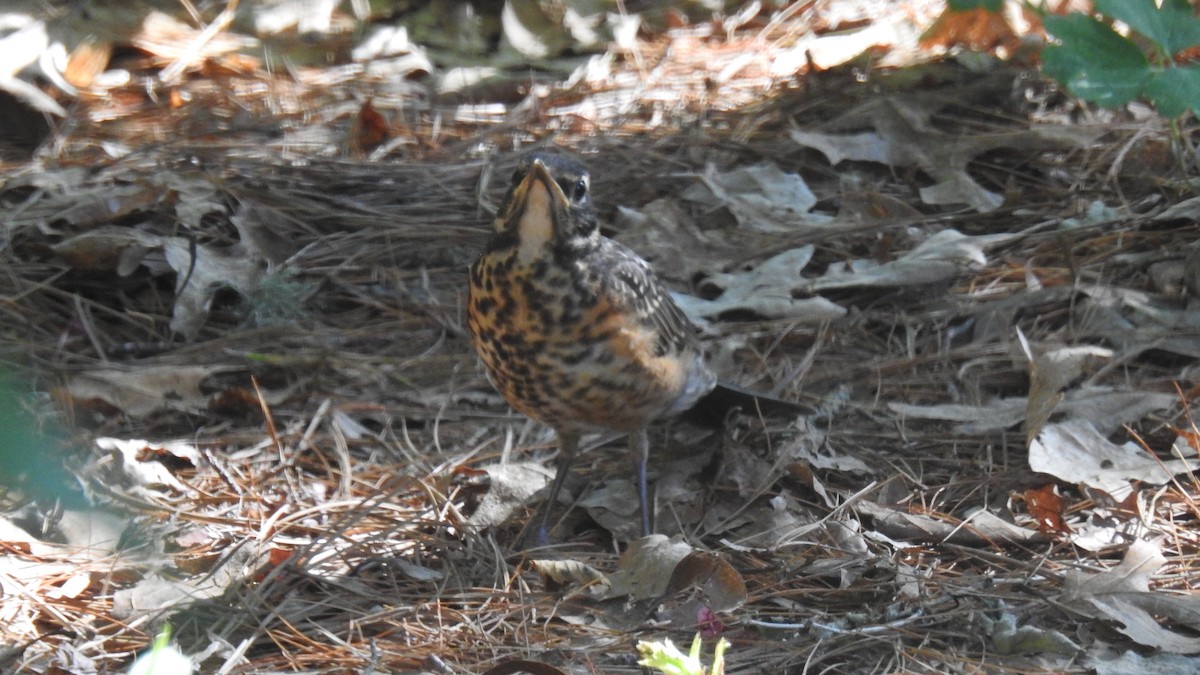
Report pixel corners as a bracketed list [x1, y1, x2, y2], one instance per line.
[510, 159, 570, 260]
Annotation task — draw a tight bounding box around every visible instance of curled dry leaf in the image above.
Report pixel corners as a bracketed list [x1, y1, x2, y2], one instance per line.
[1085, 649, 1200, 674]
[1023, 484, 1071, 535]
[51, 226, 165, 276]
[578, 478, 642, 540]
[613, 199, 721, 284]
[528, 559, 609, 597]
[112, 545, 259, 622]
[1079, 286, 1200, 360]
[985, 608, 1080, 656]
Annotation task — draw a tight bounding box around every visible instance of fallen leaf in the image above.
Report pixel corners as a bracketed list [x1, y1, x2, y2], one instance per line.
[164, 237, 265, 339]
[529, 559, 609, 596]
[65, 365, 240, 417]
[45, 572, 93, 600]
[791, 97, 1098, 212]
[348, 98, 390, 155]
[687, 162, 829, 233]
[95, 437, 201, 492]
[466, 462, 554, 530]
[920, 7, 1019, 54]
[63, 38, 113, 89]
[1029, 420, 1199, 501]
[1023, 484, 1071, 535]
[500, 0, 578, 59]
[613, 199, 722, 284]
[1085, 648, 1200, 675]
[674, 247, 848, 325]
[1018, 333, 1113, 444]
[52, 227, 165, 275]
[811, 229, 1010, 291]
[1060, 540, 1200, 654]
[890, 389, 1178, 435]
[605, 534, 693, 601]
[664, 551, 747, 612]
[854, 501, 1044, 545]
[480, 660, 568, 675]
[578, 477, 643, 540]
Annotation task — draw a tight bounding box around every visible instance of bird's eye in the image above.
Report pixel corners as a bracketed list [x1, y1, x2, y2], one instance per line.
[571, 178, 588, 201]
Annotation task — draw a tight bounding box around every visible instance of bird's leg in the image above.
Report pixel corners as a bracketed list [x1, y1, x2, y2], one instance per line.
[531, 430, 581, 545]
[633, 428, 651, 537]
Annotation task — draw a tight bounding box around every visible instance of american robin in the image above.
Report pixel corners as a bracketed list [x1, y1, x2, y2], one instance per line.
[467, 150, 802, 542]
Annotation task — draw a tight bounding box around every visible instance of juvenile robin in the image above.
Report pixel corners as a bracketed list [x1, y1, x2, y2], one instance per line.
[467, 150, 801, 542]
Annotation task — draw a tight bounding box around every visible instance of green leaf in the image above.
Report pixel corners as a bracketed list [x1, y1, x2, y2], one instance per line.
[1145, 66, 1200, 116]
[1043, 14, 1151, 107]
[948, 0, 1003, 11]
[1096, 0, 1200, 57]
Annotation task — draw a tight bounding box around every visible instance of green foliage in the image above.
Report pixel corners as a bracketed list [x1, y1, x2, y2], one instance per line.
[0, 373, 82, 506]
[949, 0, 1004, 11]
[1042, 0, 1200, 117]
[240, 273, 314, 327]
[127, 626, 194, 675]
[637, 634, 729, 675]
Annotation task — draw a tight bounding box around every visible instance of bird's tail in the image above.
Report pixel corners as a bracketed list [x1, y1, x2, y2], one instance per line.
[681, 382, 812, 428]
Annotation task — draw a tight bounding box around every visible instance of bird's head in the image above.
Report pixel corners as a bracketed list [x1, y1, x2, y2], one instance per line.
[494, 151, 599, 263]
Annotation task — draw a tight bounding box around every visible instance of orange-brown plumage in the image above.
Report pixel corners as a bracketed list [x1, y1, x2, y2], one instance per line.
[468, 151, 763, 542]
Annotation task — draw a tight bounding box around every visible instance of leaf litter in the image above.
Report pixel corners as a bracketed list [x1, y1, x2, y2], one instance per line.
[0, 1, 1199, 673]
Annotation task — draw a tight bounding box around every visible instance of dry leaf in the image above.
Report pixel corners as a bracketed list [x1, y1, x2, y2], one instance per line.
[811, 229, 1008, 291]
[466, 462, 554, 529]
[613, 198, 721, 284]
[529, 559, 609, 596]
[986, 608, 1080, 656]
[1085, 649, 1200, 675]
[791, 98, 1098, 212]
[1060, 540, 1200, 654]
[890, 388, 1178, 435]
[687, 162, 828, 233]
[578, 478, 643, 540]
[604, 534, 693, 601]
[66, 365, 241, 418]
[349, 98, 391, 155]
[920, 7, 1018, 54]
[63, 38, 113, 89]
[674, 247, 847, 326]
[664, 551, 747, 612]
[1023, 484, 1071, 535]
[52, 227, 165, 275]
[854, 501, 1044, 545]
[163, 237, 265, 339]
[1029, 420, 1199, 502]
[1018, 333, 1113, 444]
